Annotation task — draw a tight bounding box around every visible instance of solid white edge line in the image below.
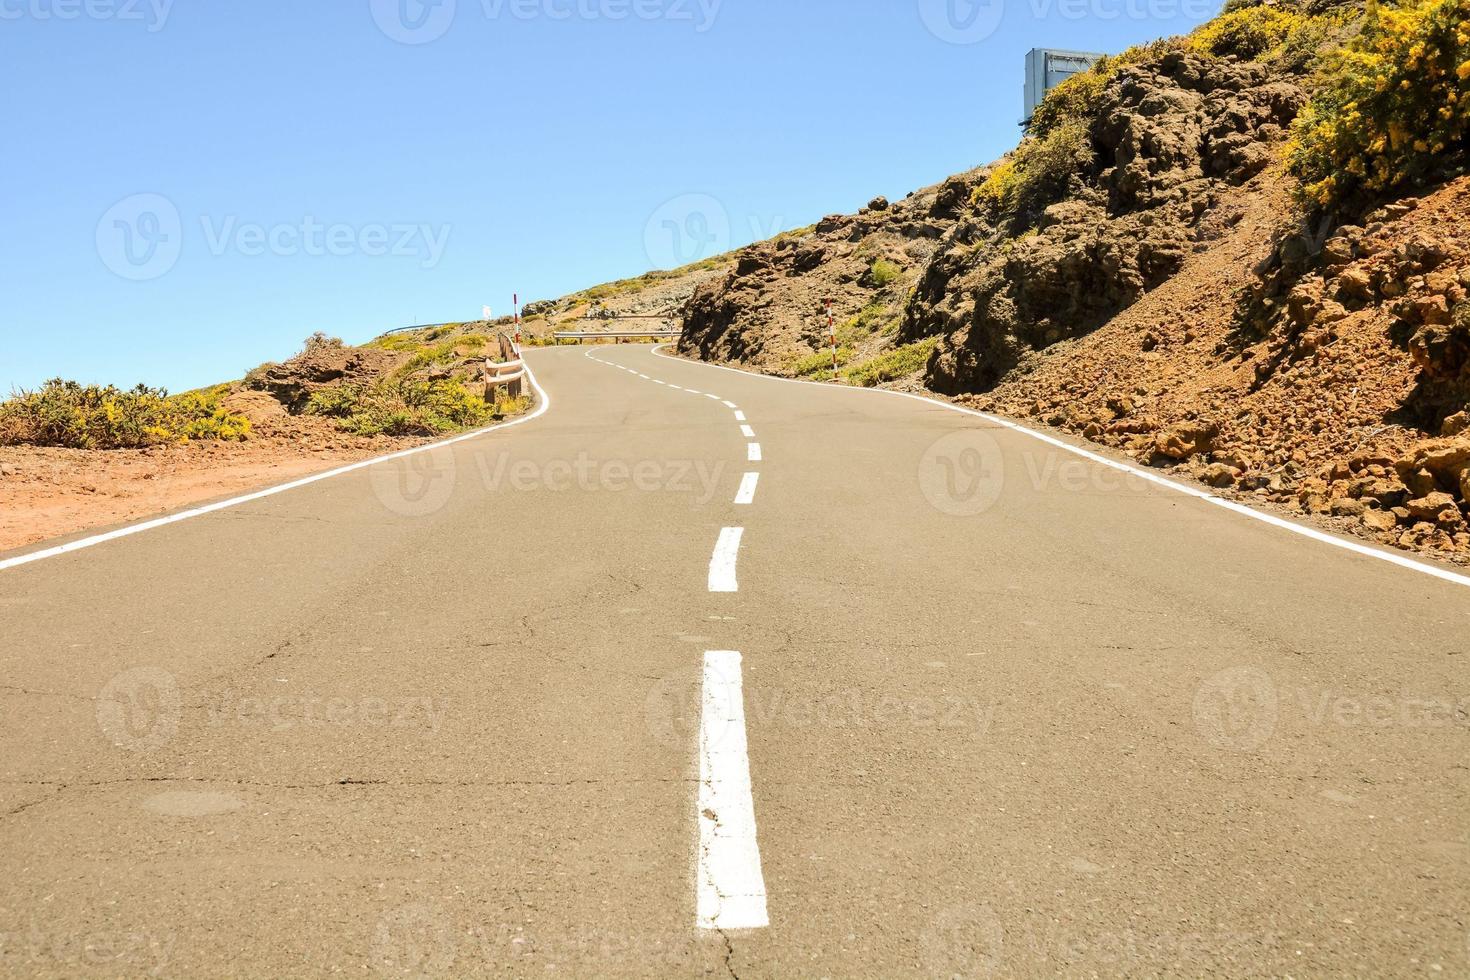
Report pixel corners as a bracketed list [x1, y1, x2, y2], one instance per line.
[0, 358, 555, 573]
[735, 473, 760, 506]
[696, 649, 769, 931]
[649, 345, 1470, 591]
[709, 527, 744, 593]
[740, 425, 756, 439]
[747, 443, 762, 463]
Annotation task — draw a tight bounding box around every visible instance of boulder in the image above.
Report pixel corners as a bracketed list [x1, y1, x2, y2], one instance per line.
[1361, 509, 1400, 532]
[1154, 421, 1218, 460]
[1406, 492, 1459, 522]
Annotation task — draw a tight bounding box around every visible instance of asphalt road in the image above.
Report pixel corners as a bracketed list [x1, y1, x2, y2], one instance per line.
[0, 344, 1466, 978]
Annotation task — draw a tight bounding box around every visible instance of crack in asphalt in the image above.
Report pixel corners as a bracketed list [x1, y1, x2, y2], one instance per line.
[0, 774, 700, 824]
[0, 684, 95, 702]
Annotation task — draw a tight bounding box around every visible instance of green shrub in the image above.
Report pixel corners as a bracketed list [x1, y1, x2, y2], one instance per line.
[842, 338, 938, 387]
[1029, 67, 1111, 138]
[302, 332, 344, 353]
[838, 301, 898, 344]
[974, 122, 1091, 221]
[0, 380, 251, 449]
[303, 378, 497, 436]
[788, 348, 852, 378]
[869, 259, 903, 287]
[1288, 0, 1470, 210]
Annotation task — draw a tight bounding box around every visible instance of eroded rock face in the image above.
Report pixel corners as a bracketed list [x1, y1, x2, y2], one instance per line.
[915, 51, 1306, 393]
[678, 175, 975, 372]
[244, 345, 404, 410]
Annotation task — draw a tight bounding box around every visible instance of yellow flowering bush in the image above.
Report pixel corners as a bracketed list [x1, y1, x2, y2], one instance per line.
[1288, 0, 1470, 209]
[1189, 5, 1308, 60]
[0, 381, 251, 449]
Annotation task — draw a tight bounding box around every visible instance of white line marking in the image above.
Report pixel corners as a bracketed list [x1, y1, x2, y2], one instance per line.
[747, 443, 762, 463]
[709, 527, 744, 593]
[696, 650, 769, 932]
[651, 347, 1470, 591]
[740, 425, 755, 439]
[687, 391, 704, 396]
[735, 473, 760, 506]
[723, 401, 738, 409]
[734, 411, 746, 422]
[705, 393, 721, 401]
[0, 359, 555, 573]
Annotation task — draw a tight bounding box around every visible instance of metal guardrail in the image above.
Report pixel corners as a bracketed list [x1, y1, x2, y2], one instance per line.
[484, 332, 525, 398]
[553, 330, 681, 342]
[380, 321, 463, 338]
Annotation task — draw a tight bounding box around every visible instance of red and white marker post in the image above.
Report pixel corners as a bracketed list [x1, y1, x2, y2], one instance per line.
[514, 293, 522, 349]
[827, 299, 837, 377]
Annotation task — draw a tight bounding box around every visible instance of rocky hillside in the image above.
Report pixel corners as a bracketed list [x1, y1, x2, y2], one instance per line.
[674, 0, 1470, 564]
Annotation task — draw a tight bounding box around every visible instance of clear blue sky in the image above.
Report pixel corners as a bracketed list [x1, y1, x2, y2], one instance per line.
[1, 0, 1218, 393]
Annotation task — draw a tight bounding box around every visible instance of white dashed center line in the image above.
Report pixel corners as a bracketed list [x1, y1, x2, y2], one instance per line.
[735, 473, 760, 506]
[709, 528, 744, 593]
[585, 349, 772, 932]
[696, 650, 769, 932]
